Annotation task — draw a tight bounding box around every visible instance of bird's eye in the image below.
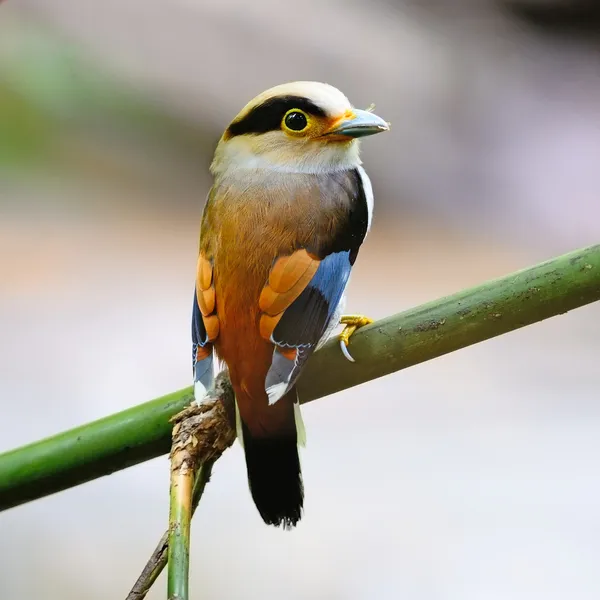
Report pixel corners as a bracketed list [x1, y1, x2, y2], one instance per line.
[283, 110, 309, 132]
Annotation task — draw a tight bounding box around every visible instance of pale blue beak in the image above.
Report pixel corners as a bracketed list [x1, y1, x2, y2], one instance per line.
[327, 108, 390, 138]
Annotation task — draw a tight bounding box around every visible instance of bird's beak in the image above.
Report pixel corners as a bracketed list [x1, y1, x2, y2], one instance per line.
[326, 108, 390, 138]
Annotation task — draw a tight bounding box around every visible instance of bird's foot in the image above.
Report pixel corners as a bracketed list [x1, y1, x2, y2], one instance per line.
[338, 314, 373, 363]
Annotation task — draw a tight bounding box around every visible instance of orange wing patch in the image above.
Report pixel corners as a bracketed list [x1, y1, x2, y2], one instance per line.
[259, 249, 320, 341]
[277, 346, 298, 361]
[202, 314, 220, 342]
[268, 249, 317, 293]
[259, 313, 284, 341]
[195, 344, 212, 361]
[196, 253, 219, 342]
[198, 253, 213, 290]
[198, 284, 215, 316]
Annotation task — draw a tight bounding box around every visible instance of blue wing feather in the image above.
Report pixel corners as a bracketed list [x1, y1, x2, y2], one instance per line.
[265, 251, 352, 403]
[192, 288, 214, 398]
[272, 250, 351, 347]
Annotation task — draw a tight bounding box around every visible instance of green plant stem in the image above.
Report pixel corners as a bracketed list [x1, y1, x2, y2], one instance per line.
[125, 462, 213, 600]
[0, 388, 192, 511]
[1, 243, 599, 512]
[127, 373, 234, 600]
[167, 457, 193, 600]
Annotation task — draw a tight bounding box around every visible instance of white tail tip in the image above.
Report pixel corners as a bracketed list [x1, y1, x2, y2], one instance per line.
[235, 400, 244, 449]
[294, 403, 307, 448]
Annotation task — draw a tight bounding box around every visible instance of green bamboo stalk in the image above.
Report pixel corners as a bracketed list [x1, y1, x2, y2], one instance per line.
[162, 374, 234, 600]
[167, 453, 193, 600]
[0, 388, 192, 511]
[1, 243, 599, 512]
[126, 462, 213, 600]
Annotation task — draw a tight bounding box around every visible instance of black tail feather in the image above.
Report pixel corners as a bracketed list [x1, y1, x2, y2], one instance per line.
[241, 421, 304, 529]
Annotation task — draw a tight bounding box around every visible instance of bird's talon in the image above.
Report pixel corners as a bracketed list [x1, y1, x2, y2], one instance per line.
[339, 339, 355, 363]
[338, 314, 373, 362]
[339, 324, 357, 346]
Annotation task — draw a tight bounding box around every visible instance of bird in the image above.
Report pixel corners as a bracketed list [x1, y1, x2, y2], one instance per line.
[191, 81, 389, 529]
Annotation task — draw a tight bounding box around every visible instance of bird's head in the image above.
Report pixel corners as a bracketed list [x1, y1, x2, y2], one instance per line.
[210, 81, 389, 176]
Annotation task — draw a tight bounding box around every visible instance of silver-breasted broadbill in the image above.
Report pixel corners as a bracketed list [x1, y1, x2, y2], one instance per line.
[191, 82, 389, 528]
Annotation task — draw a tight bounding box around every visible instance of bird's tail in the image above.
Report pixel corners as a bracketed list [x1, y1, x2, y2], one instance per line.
[240, 390, 304, 529]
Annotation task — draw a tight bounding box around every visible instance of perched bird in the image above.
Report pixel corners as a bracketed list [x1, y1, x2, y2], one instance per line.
[192, 81, 388, 528]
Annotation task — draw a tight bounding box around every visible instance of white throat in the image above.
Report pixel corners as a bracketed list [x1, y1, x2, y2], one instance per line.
[211, 136, 363, 176]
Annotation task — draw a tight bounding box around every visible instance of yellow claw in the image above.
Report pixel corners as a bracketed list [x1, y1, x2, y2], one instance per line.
[338, 314, 374, 362]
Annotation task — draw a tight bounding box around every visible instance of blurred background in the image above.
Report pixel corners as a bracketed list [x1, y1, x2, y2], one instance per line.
[1, 1, 600, 598]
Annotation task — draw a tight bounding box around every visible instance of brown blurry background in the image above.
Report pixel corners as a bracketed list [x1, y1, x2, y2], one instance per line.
[1, 1, 599, 599]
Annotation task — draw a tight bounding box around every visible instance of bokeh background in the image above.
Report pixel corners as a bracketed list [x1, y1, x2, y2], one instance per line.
[1, 1, 600, 598]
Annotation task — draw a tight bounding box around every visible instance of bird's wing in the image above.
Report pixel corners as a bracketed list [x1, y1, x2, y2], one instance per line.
[259, 250, 354, 404]
[192, 253, 219, 400]
[258, 168, 372, 405]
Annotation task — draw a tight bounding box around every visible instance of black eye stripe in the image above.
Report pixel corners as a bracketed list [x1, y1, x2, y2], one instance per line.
[226, 95, 327, 138]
